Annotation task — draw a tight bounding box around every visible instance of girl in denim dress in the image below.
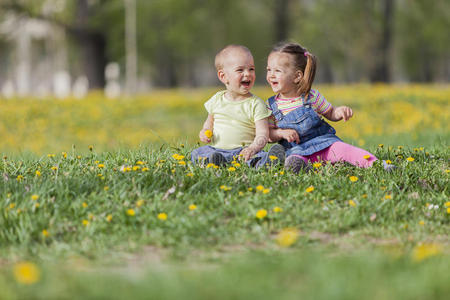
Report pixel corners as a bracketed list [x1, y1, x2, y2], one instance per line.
[266, 42, 393, 173]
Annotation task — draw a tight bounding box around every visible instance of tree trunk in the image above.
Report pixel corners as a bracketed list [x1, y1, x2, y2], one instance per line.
[370, 0, 395, 82]
[274, 0, 290, 43]
[71, 0, 106, 89]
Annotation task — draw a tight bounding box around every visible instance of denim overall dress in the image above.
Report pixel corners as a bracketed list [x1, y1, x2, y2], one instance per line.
[268, 95, 341, 156]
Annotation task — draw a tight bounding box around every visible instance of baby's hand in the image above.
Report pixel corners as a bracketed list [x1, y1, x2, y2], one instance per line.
[199, 129, 213, 143]
[334, 106, 353, 121]
[280, 129, 300, 143]
[239, 147, 256, 161]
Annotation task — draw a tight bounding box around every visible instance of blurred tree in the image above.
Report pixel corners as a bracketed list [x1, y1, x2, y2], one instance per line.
[396, 0, 449, 82]
[0, 0, 108, 88]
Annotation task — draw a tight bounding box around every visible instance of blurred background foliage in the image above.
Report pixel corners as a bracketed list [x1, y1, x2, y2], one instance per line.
[0, 0, 448, 92]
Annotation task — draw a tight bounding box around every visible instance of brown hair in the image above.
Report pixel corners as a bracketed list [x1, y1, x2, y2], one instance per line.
[215, 44, 252, 71]
[271, 42, 317, 97]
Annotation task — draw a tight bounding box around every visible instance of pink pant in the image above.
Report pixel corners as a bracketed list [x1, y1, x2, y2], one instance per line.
[290, 141, 377, 168]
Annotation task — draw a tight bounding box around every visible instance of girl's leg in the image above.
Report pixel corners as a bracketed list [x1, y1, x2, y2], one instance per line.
[285, 154, 310, 173]
[307, 141, 377, 168]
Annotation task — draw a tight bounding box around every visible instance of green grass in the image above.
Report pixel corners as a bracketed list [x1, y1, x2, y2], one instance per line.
[0, 143, 449, 298]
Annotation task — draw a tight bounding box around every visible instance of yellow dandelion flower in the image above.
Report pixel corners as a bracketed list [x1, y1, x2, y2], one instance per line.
[47, 154, 55, 158]
[178, 161, 186, 165]
[276, 228, 299, 247]
[238, 191, 244, 196]
[172, 154, 185, 160]
[9, 203, 15, 209]
[263, 188, 270, 194]
[142, 167, 149, 172]
[171, 169, 175, 173]
[88, 213, 94, 220]
[204, 129, 213, 138]
[256, 185, 264, 191]
[62, 152, 67, 158]
[228, 167, 236, 172]
[13, 262, 40, 285]
[397, 146, 403, 150]
[106, 214, 113, 222]
[248, 187, 253, 192]
[305, 186, 314, 193]
[42, 229, 49, 237]
[447, 207, 450, 214]
[384, 194, 392, 200]
[363, 155, 371, 160]
[418, 220, 425, 226]
[82, 219, 89, 226]
[97, 163, 105, 168]
[273, 206, 283, 213]
[269, 155, 278, 161]
[126, 209, 135, 216]
[133, 166, 140, 171]
[378, 144, 384, 148]
[16, 175, 24, 182]
[35, 203, 40, 208]
[313, 162, 322, 168]
[445, 202, 450, 207]
[445, 169, 450, 174]
[136, 161, 144, 165]
[256, 209, 268, 219]
[157, 213, 167, 221]
[279, 171, 284, 175]
[82, 202, 88, 208]
[136, 199, 144, 207]
[51, 166, 58, 171]
[412, 243, 443, 262]
[385, 160, 392, 164]
[31, 194, 39, 201]
[349, 176, 358, 182]
[232, 162, 241, 167]
[362, 194, 368, 198]
[406, 157, 414, 162]
[189, 204, 197, 211]
[348, 200, 357, 207]
[77, 155, 82, 159]
[35, 170, 41, 177]
[104, 186, 109, 191]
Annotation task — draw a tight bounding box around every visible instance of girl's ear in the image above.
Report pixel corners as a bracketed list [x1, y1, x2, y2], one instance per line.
[217, 70, 228, 85]
[294, 70, 303, 84]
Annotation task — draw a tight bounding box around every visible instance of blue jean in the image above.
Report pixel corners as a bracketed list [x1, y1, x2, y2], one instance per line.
[191, 146, 269, 168]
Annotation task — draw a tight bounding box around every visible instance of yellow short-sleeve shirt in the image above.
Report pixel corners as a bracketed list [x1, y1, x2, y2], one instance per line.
[204, 91, 271, 150]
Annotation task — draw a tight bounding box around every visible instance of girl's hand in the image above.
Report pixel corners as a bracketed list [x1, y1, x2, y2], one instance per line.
[280, 129, 300, 143]
[334, 106, 353, 121]
[199, 129, 212, 143]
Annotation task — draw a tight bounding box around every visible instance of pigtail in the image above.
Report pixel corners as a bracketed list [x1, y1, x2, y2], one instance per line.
[297, 52, 317, 97]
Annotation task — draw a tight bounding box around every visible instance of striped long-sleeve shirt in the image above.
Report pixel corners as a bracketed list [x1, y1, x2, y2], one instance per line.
[266, 89, 333, 125]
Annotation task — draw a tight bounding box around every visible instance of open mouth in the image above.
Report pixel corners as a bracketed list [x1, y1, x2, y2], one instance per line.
[241, 80, 251, 88]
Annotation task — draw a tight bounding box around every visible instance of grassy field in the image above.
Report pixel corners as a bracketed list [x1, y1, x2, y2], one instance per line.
[0, 85, 449, 299]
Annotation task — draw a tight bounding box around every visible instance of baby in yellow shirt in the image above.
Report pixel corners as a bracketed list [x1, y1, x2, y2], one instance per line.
[191, 44, 285, 167]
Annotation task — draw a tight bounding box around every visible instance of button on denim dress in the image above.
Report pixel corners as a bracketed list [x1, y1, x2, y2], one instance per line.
[268, 96, 341, 156]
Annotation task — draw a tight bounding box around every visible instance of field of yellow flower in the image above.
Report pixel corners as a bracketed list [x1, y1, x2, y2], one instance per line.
[0, 84, 448, 154]
[0, 85, 449, 299]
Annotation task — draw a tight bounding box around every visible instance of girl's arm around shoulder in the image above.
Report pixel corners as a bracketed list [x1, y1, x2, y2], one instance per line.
[322, 105, 353, 122]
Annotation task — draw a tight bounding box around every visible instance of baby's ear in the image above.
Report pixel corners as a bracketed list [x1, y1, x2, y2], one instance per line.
[217, 70, 228, 84]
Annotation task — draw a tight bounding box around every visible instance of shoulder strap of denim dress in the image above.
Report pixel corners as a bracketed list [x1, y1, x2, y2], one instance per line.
[268, 96, 284, 121]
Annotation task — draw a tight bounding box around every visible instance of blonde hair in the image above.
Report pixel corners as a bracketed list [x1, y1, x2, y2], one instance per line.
[214, 44, 252, 71]
[271, 42, 317, 97]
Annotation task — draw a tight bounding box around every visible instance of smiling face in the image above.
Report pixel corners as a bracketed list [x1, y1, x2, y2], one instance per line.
[217, 48, 255, 100]
[266, 52, 302, 98]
